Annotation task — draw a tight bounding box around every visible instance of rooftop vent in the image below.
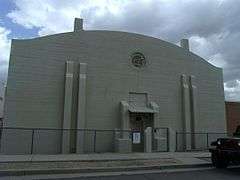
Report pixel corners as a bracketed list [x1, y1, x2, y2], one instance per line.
[180, 39, 189, 51]
[74, 18, 83, 32]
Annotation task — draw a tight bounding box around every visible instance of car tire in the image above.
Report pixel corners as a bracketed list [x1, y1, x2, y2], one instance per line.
[211, 152, 229, 168]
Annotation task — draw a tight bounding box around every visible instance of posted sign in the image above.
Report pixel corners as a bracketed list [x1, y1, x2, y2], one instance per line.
[132, 132, 141, 144]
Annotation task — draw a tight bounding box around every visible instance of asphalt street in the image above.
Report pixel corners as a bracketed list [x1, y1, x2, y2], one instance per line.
[39, 167, 240, 180]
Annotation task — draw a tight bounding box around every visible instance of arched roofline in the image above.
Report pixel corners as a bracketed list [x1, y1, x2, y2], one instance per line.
[12, 30, 222, 71]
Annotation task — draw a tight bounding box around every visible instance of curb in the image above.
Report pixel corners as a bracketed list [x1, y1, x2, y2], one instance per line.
[0, 163, 212, 177]
[0, 157, 183, 163]
[0, 156, 211, 163]
[0, 152, 211, 163]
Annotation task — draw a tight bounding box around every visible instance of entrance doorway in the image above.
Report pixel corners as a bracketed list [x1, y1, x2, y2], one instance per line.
[130, 113, 153, 152]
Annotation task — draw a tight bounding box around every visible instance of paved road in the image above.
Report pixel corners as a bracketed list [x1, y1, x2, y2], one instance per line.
[1, 167, 239, 180]
[38, 167, 240, 180]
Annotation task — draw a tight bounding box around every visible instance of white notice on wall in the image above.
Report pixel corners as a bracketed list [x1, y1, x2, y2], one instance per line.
[132, 132, 141, 144]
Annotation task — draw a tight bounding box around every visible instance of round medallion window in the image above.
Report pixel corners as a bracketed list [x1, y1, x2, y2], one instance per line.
[131, 52, 146, 68]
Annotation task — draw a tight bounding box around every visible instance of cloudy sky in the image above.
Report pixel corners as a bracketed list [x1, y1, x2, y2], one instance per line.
[0, 0, 240, 101]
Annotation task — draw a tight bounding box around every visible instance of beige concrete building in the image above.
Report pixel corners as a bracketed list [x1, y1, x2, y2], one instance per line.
[1, 19, 226, 154]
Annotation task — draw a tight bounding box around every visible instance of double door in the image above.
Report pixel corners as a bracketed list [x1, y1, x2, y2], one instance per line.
[130, 113, 153, 152]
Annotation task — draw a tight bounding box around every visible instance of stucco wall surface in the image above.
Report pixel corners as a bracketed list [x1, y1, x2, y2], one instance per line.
[2, 30, 226, 153]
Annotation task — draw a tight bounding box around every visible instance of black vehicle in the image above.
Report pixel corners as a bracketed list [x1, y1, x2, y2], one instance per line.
[209, 125, 240, 168]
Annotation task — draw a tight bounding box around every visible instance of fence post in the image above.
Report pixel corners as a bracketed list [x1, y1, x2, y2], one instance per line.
[93, 130, 97, 153]
[166, 128, 169, 152]
[175, 132, 178, 152]
[206, 133, 209, 149]
[31, 129, 35, 154]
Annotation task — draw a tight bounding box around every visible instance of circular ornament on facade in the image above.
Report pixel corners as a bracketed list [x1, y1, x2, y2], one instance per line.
[131, 52, 146, 68]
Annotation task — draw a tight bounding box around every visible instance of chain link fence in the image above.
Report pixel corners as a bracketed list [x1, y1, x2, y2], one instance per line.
[0, 127, 169, 155]
[175, 132, 230, 151]
[152, 128, 169, 152]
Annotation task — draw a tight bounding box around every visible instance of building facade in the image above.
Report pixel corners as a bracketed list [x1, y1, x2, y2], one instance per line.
[1, 19, 226, 154]
[225, 101, 240, 134]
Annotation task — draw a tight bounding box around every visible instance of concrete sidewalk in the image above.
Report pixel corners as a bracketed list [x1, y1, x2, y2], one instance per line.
[0, 152, 212, 176]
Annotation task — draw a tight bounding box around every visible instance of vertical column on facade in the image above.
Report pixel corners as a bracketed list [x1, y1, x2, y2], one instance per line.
[149, 102, 160, 127]
[120, 101, 130, 138]
[144, 127, 152, 153]
[181, 74, 191, 151]
[149, 102, 164, 151]
[76, 63, 87, 153]
[189, 75, 198, 149]
[114, 101, 132, 153]
[62, 61, 74, 154]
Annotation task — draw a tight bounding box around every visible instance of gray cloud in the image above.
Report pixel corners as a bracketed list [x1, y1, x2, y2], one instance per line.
[3, 0, 240, 101]
[86, 0, 240, 101]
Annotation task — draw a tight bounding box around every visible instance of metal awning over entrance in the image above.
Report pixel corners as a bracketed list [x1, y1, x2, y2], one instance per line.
[128, 104, 158, 113]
